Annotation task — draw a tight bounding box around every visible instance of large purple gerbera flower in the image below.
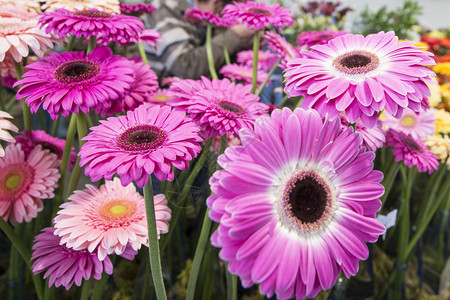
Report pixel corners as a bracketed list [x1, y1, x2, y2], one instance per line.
[208, 108, 385, 299]
[39, 8, 144, 43]
[284, 32, 436, 128]
[79, 105, 203, 187]
[15, 46, 134, 119]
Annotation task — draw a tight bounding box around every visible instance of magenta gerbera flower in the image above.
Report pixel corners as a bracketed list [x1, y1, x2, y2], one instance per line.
[237, 50, 279, 71]
[79, 105, 202, 187]
[284, 32, 436, 128]
[382, 107, 436, 140]
[119, 2, 157, 16]
[39, 8, 143, 42]
[184, 7, 222, 26]
[54, 177, 171, 260]
[263, 31, 301, 69]
[0, 144, 60, 225]
[385, 129, 439, 174]
[220, 63, 268, 86]
[15, 129, 77, 169]
[297, 29, 348, 48]
[207, 108, 385, 299]
[222, 1, 293, 30]
[15, 46, 134, 119]
[31, 227, 113, 290]
[169, 77, 268, 139]
[340, 116, 386, 152]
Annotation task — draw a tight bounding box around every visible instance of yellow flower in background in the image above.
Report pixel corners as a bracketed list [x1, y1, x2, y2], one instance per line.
[398, 39, 429, 51]
[427, 30, 446, 39]
[428, 77, 442, 108]
[425, 135, 450, 169]
[435, 109, 450, 134]
[433, 62, 450, 76]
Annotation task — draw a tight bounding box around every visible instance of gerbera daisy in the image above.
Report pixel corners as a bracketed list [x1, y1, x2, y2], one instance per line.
[14, 130, 77, 169]
[0, 110, 18, 157]
[382, 107, 436, 140]
[31, 227, 113, 290]
[207, 108, 385, 299]
[53, 178, 171, 260]
[297, 29, 348, 48]
[340, 115, 385, 151]
[284, 31, 436, 128]
[222, 1, 293, 30]
[0, 5, 59, 62]
[169, 76, 268, 139]
[167, 78, 205, 111]
[79, 105, 202, 187]
[41, 0, 120, 13]
[385, 129, 439, 174]
[145, 89, 175, 107]
[220, 63, 268, 86]
[119, 2, 157, 16]
[237, 50, 279, 72]
[435, 108, 450, 134]
[263, 31, 301, 69]
[184, 7, 222, 26]
[425, 135, 450, 169]
[0, 144, 60, 225]
[0, 0, 41, 13]
[39, 8, 143, 43]
[15, 46, 134, 119]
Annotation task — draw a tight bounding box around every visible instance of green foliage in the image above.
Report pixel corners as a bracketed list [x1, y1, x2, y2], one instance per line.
[353, 1, 422, 39]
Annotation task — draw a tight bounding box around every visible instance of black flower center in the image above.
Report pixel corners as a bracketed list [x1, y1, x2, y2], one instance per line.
[402, 136, 423, 152]
[74, 10, 112, 18]
[118, 124, 167, 153]
[39, 142, 61, 156]
[340, 54, 371, 68]
[288, 175, 328, 224]
[248, 8, 271, 15]
[218, 100, 244, 114]
[55, 60, 99, 83]
[333, 50, 379, 75]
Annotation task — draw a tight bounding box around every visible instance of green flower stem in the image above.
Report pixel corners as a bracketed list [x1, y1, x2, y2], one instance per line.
[51, 115, 60, 137]
[87, 36, 96, 53]
[392, 166, 415, 300]
[295, 96, 304, 108]
[140, 258, 150, 300]
[53, 114, 77, 216]
[223, 36, 231, 65]
[14, 61, 32, 131]
[251, 30, 260, 94]
[255, 58, 282, 96]
[37, 109, 46, 132]
[225, 264, 237, 300]
[64, 36, 76, 52]
[0, 218, 44, 300]
[143, 181, 167, 300]
[186, 208, 213, 300]
[206, 25, 218, 79]
[138, 43, 149, 65]
[277, 94, 289, 108]
[80, 278, 92, 300]
[160, 138, 213, 252]
[437, 186, 450, 267]
[379, 160, 400, 209]
[91, 271, 109, 300]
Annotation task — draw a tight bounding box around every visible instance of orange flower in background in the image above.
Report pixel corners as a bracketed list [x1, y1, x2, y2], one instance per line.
[440, 37, 450, 48]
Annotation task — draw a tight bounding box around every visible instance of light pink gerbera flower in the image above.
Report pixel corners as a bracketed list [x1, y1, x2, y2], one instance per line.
[39, 8, 143, 43]
[31, 227, 113, 290]
[237, 50, 279, 72]
[54, 178, 171, 260]
[0, 5, 59, 62]
[385, 129, 439, 174]
[79, 105, 202, 187]
[119, 2, 157, 16]
[220, 63, 268, 86]
[340, 116, 386, 152]
[41, 0, 120, 13]
[207, 108, 385, 299]
[382, 107, 436, 140]
[15, 46, 134, 119]
[169, 76, 268, 139]
[284, 32, 436, 128]
[297, 29, 348, 48]
[222, 1, 293, 30]
[14, 130, 77, 169]
[145, 89, 175, 107]
[263, 31, 301, 69]
[0, 144, 60, 225]
[0, 110, 18, 157]
[0, 0, 42, 13]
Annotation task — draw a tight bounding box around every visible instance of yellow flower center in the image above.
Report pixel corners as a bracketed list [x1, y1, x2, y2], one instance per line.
[151, 94, 171, 102]
[5, 174, 20, 190]
[101, 199, 136, 221]
[400, 115, 416, 127]
[109, 204, 128, 215]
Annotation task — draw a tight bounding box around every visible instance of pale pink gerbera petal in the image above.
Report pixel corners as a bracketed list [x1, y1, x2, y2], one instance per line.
[284, 32, 436, 128]
[220, 63, 268, 86]
[31, 227, 113, 290]
[0, 144, 60, 225]
[79, 105, 203, 187]
[0, 110, 18, 157]
[169, 77, 268, 139]
[263, 31, 301, 69]
[145, 89, 175, 107]
[0, 0, 42, 13]
[237, 50, 279, 72]
[297, 29, 348, 48]
[382, 107, 436, 140]
[0, 5, 59, 62]
[53, 177, 171, 261]
[385, 129, 439, 174]
[15, 46, 135, 119]
[340, 115, 385, 151]
[42, 0, 120, 13]
[222, 1, 293, 30]
[208, 108, 385, 299]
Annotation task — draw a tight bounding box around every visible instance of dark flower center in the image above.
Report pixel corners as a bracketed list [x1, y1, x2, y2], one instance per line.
[55, 60, 99, 83]
[39, 142, 60, 156]
[117, 124, 167, 153]
[316, 34, 332, 39]
[218, 100, 244, 114]
[74, 10, 112, 18]
[402, 136, 423, 152]
[248, 8, 271, 15]
[333, 50, 379, 75]
[288, 175, 328, 223]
